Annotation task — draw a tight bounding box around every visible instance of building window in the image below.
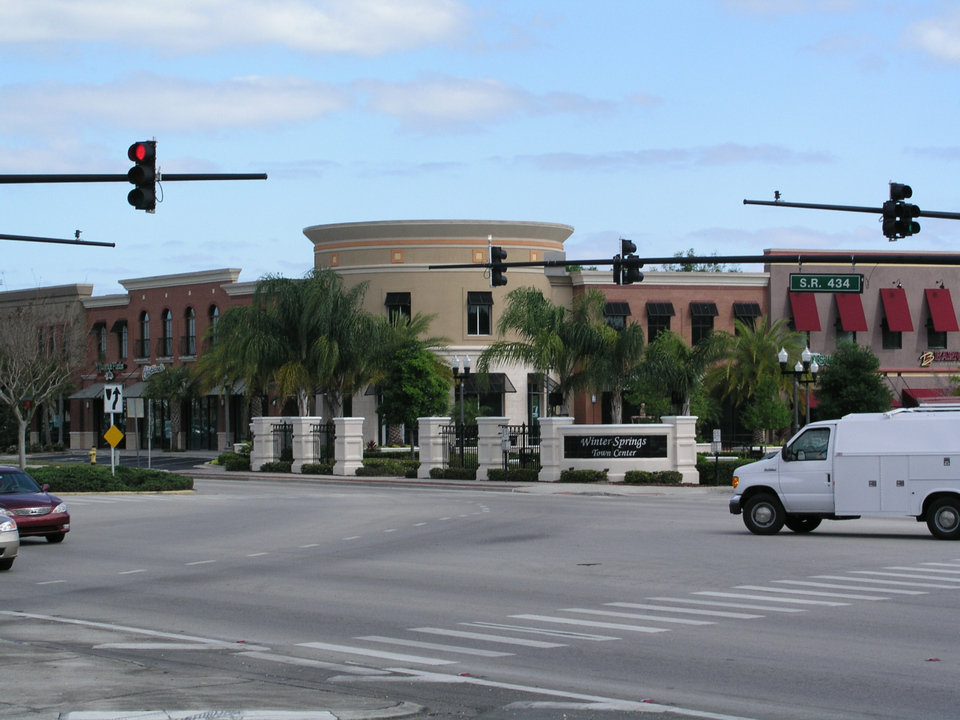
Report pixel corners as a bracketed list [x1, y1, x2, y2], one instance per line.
[604, 302, 630, 331]
[467, 291, 493, 336]
[138, 312, 150, 358]
[209, 305, 220, 346]
[111, 320, 128, 359]
[646, 302, 675, 344]
[927, 319, 947, 350]
[96, 324, 107, 362]
[733, 302, 762, 334]
[881, 319, 902, 350]
[690, 302, 718, 345]
[183, 307, 196, 356]
[836, 328, 856, 345]
[385, 292, 411, 323]
[160, 309, 173, 357]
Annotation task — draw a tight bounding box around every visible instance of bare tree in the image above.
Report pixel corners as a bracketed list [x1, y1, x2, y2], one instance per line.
[0, 299, 85, 469]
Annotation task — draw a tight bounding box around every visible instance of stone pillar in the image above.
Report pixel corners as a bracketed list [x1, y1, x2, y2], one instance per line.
[476, 416, 509, 480]
[249, 416, 276, 471]
[290, 417, 317, 473]
[537, 416, 573, 482]
[663, 415, 699, 484]
[417, 416, 451, 479]
[334, 417, 364, 476]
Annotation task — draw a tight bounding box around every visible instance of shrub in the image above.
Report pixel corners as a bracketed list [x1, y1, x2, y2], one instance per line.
[623, 470, 683, 485]
[218, 452, 251, 472]
[559, 469, 607, 483]
[696, 454, 756, 486]
[429, 467, 476, 480]
[357, 457, 418, 477]
[27, 464, 193, 492]
[259, 460, 292, 473]
[301, 462, 334, 475]
[486, 468, 539, 483]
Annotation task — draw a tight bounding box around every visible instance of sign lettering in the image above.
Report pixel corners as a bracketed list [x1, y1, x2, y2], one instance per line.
[564, 434, 668, 459]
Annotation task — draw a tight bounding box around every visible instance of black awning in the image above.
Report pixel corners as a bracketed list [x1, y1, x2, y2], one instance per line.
[733, 302, 762, 319]
[384, 292, 411, 306]
[110, 319, 127, 333]
[89, 320, 106, 334]
[646, 302, 675, 317]
[604, 302, 631, 316]
[690, 302, 718, 317]
[467, 291, 493, 305]
[464, 372, 517, 394]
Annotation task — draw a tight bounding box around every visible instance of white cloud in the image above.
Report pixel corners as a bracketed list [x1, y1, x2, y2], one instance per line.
[907, 9, 960, 63]
[0, 0, 470, 55]
[0, 75, 349, 134]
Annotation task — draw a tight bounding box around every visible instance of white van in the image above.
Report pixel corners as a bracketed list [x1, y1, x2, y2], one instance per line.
[729, 407, 960, 539]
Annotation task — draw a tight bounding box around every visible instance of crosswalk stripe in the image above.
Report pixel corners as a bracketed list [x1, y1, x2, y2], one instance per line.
[775, 580, 925, 595]
[852, 570, 960, 583]
[648, 596, 804, 613]
[356, 635, 514, 657]
[734, 585, 887, 601]
[460, 622, 617, 641]
[298, 641, 456, 665]
[694, 591, 848, 606]
[606, 602, 762, 619]
[884, 565, 960, 576]
[411, 627, 566, 648]
[509, 614, 670, 634]
[238, 650, 390, 675]
[814, 574, 953, 589]
[559, 607, 714, 626]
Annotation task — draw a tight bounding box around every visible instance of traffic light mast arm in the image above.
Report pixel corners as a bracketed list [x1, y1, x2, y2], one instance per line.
[744, 197, 960, 220]
[0, 232, 115, 247]
[0, 173, 268, 183]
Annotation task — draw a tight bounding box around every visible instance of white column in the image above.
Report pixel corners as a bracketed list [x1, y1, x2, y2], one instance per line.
[663, 415, 699, 484]
[537, 416, 573, 482]
[476, 416, 509, 480]
[417, 416, 451, 479]
[334, 417, 364, 476]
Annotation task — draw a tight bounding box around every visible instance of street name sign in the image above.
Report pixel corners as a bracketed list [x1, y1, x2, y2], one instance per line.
[789, 273, 863, 293]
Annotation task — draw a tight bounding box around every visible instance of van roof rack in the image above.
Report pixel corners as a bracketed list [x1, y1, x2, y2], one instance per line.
[886, 404, 960, 415]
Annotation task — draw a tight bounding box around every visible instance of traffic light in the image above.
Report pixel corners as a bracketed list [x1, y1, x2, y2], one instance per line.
[882, 183, 921, 240]
[618, 238, 643, 285]
[127, 140, 157, 212]
[490, 245, 507, 287]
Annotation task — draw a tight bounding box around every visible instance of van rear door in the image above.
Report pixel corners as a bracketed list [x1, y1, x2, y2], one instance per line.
[778, 425, 835, 513]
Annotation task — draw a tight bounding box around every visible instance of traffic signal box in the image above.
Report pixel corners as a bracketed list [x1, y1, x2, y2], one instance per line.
[127, 141, 157, 212]
[614, 238, 644, 285]
[882, 183, 920, 240]
[490, 245, 508, 287]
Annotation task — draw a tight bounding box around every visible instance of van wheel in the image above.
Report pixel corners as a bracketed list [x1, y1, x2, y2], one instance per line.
[926, 498, 960, 539]
[743, 493, 785, 535]
[785, 515, 822, 533]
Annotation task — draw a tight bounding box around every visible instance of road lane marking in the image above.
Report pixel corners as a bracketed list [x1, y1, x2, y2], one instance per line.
[247, 552, 268, 557]
[510, 614, 671, 633]
[648, 597, 804, 613]
[734, 585, 887, 601]
[239, 650, 390, 675]
[814, 574, 952, 589]
[695, 592, 848, 606]
[852, 571, 960, 583]
[559, 607, 714, 626]
[298, 641, 457, 666]
[412, 627, 565, 648]
[357, 636, 514, 657]
[461, 622, 617, 641]
[775, 580, 924, 595]
[36, 579, 67, 585]
[607, 602, 762, 619]
[885, 565, 960, 576]
[185, 560, 216, 566]
[118, 569, 146, 575]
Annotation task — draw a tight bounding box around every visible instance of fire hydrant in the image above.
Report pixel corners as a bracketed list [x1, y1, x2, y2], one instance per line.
[89, 447, 97, 464]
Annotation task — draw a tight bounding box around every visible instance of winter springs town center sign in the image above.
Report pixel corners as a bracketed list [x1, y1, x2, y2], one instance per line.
[564, 433, 668, 459]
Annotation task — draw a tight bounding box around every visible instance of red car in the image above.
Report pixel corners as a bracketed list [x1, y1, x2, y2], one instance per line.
[0, 466, 70, 543]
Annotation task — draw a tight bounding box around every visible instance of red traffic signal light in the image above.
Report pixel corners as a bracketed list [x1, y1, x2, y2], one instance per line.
[127, 140, 157, 212]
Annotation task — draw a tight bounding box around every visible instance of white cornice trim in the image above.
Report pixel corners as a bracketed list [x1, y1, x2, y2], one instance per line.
[119, 268, 242, 291]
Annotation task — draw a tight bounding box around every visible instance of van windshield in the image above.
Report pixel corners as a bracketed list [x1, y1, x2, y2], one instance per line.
[783, 427, 830, 462]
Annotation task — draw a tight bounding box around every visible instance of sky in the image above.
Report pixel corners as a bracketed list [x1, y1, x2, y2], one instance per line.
[1, 0, 959, 294]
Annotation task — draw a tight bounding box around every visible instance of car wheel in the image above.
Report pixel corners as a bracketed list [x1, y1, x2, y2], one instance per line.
[45, 533, 66, 544]
[0, 558, 13, 571]
[927, 497, 960, 540]
[784, 515, 822, 533]
[742, 493, 785, 535]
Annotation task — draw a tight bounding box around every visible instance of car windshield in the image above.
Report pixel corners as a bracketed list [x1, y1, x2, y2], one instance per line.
[0, 471, 42, 494]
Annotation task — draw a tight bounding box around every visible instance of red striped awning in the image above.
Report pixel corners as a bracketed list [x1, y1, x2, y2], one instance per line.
[880, 288, 913, 332]
[902, 387, 951, 408]
[835, 293, 867, 332]
[925, 288, 959, 332]
[789, 292, 821, 332]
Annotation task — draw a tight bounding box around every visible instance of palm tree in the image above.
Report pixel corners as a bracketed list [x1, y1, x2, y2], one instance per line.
[583, 319, 645, 423]
[477, 287, 603, 416]
[144, 364, 201, 450]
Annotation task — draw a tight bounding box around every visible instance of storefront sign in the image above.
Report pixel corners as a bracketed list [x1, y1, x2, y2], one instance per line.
[920, 351, 960, 367]
[564, 434, 668, 459]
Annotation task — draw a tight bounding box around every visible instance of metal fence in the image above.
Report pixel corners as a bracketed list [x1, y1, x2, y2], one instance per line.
[310, 421, 335, 463]
[440, 423, 478, 469]
[500, 423, 540, 470]
[272, 421, 293, 462]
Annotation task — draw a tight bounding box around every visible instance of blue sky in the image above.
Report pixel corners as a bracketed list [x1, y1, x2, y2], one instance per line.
[1, 0, 958, 293]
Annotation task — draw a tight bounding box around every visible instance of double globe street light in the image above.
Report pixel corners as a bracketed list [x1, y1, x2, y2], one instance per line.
[778, 346, 819, 435]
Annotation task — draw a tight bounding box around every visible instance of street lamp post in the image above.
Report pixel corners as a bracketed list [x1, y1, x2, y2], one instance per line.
[451, 355, 471, 464]
[778, 346, 819, 435]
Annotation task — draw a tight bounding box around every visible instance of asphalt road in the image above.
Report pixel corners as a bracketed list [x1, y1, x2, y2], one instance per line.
[4, 477, 960, 720]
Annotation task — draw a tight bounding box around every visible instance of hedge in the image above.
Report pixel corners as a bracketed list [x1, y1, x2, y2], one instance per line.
[356, 457, 419, 478]
[695, 454, 757, 486]
[27, 464, 193, 493]
[559, 469, 607, 483]
[301, 462, 334, 475]
[623, 470, 683, 485]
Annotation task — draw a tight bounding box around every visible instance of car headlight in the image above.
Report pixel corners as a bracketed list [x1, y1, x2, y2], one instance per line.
[53, 502, 67, 514]
[0, 519, 16, 533]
